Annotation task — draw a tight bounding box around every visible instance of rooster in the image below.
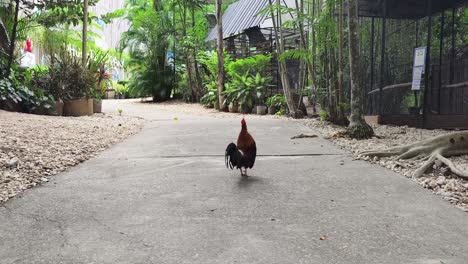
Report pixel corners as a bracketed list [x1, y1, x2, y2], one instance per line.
[225, 118, 257, 176]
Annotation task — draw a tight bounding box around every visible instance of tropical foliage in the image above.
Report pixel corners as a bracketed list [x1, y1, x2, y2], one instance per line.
[119, 0, 174, 101]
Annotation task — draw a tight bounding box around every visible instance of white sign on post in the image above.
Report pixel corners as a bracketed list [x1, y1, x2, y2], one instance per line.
[411, 66, 424, 90]
[411, 47, 427, 91]
[413, 47, 427, 67]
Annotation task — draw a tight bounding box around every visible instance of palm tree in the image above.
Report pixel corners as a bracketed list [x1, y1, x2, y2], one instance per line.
[120, 0, 174, 101]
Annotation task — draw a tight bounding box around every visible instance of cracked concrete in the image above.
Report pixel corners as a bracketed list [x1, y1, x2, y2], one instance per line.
[1, 101, 468, 264]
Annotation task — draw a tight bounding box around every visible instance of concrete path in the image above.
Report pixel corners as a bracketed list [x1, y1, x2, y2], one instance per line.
[1, 101, 468, 264]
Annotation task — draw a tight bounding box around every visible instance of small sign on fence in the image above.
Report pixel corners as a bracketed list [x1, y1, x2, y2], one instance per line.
[412, 47, 427, 91]
[411, 66, 424, 90]
[413, 47, 427, 67]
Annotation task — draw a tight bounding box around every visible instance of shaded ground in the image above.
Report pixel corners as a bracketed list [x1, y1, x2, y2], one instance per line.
[1, 100, 468, 264]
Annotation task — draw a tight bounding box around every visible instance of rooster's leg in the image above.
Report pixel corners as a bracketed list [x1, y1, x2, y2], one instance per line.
[240, 168, 248, 177]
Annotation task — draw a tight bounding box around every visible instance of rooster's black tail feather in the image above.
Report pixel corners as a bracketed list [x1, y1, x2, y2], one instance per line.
[225, 143, 240, 170]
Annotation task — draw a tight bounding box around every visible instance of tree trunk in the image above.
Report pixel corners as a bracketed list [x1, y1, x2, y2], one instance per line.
[191, 7, 204, 101]
[179, 3, 195, 102]
[309, 0, 317, 114]
[216, 0, 226, 111]
[5, 0, 20, 77]
[337, 0, 347, 124]
[294, 0, 308, 117]
[346, 0, 374, 139]
[0, 18, 10, 60]
[269, 0, 299, 117]
[82, 0, 89, 68]
[186, 56, 196, 101]
[153, 0, 160, 11]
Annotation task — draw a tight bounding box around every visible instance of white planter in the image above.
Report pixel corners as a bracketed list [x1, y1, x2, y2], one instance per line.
[256, 105, 267, 115]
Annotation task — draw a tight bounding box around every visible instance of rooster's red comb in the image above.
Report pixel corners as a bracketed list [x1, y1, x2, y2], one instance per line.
[241, 118, 246, 126]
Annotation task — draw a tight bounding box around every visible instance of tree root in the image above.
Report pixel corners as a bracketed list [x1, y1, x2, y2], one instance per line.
[291, 134, 318, 139]
[347, 121, 374, 139]
[360, 131, 468, 179]
[325, 131, 348, 140]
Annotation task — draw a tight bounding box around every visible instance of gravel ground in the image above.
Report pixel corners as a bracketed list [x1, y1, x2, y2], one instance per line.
[300, 118, 468, 212]
[0, 110, 144, 203]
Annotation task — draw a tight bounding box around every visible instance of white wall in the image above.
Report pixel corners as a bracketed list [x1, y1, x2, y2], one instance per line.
[90, 0, 129, 50]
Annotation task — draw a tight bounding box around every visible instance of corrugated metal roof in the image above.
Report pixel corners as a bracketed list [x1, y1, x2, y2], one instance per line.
[206, 0, 269, 41]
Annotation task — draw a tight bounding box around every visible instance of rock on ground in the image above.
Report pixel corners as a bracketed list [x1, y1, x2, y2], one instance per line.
[0, 110, 144, 203]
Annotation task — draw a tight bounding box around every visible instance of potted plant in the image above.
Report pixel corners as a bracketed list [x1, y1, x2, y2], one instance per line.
[105, 88, 116, 99]
[52, 50, 95, 116]
[200, 80, 218, 108]
[253, 73, 270, 115]
[89, 89, 103, 113]
[256, 105, 267, 115]
[229, 72, 255, 114]
[266, 96, 276, 115]
[222, 83, 239, 113]
[228, 101, 239, 113]
[118, 80, 131, 99]
[200, 89, 217, 108]
[91, 80, 108, 114]
[93, 97, 102, 113]
[266, 94, 286, 115]
[88, 50, 111, 102]
[117, 83, 126, 99]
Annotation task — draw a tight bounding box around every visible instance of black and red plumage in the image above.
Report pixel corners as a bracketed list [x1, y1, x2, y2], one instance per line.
[225, 118, 257, 176]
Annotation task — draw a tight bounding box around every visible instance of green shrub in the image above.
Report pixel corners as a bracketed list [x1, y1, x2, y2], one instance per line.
[266, 94, 286, 108]
[200, 80, 218, 107]
[0, 70, 53, 113]
[226, 54, 272, 78]
[197, 50, 233, 82]
[319, 110, 329, 121]
[45, 50, 95, 101]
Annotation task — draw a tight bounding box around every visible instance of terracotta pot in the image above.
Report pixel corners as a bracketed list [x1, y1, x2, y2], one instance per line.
[105, 89, 116, 99]
[64, 99, 93, 116]
[55, 101, 64, 116]
[228, 103, 238, 113]
[268, 106, 277, 115]
[256, 105, 267, 115]
[93, 100, 102, 113]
